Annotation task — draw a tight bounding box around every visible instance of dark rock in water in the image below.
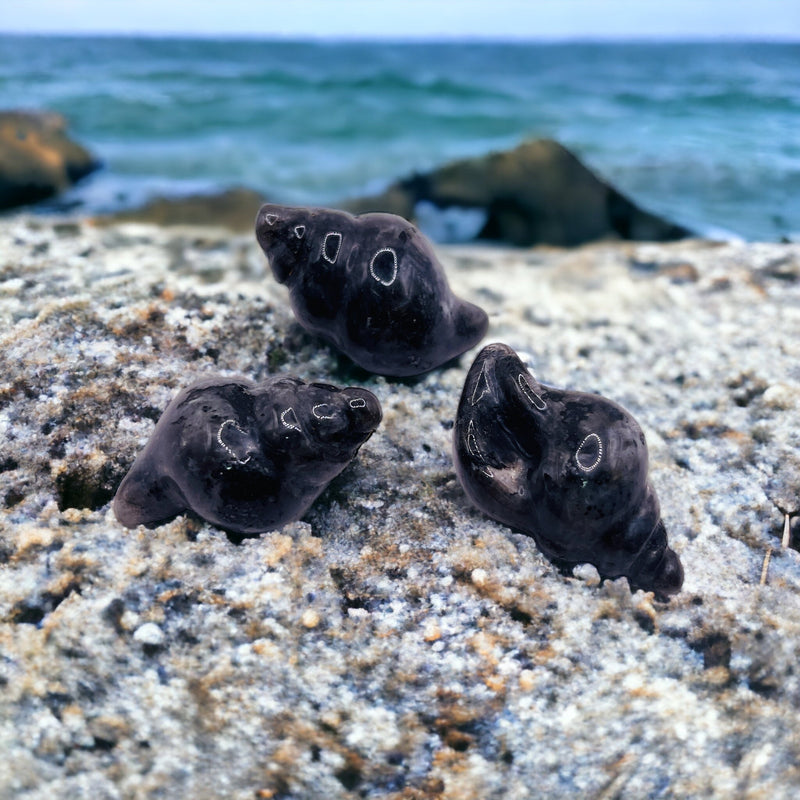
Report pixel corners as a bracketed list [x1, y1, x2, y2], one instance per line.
[255, 203, 489, 377]
[346, 139, 691, 247]
[100, 187, 266, 232]
[453, 343, 683, 598]
[113, 376, 382, 536]
[0, 110, 100, 210]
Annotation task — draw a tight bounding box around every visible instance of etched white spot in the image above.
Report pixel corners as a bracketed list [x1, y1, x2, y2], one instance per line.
[369, 247, 398, 286]
[280, 407, 301, 432]
[294, 225, 306, 239]
[264, 213, 278, 226]
[517, 373, 546, 410]
[470, 363, 490, 406]
[217, 419, 252, 465]
[576, 433, 603, 473]
[312, 403, 336, 419]
[466, 420, 493, 478]
[349, 397, 367, 409]
[322, 232, 342, 264]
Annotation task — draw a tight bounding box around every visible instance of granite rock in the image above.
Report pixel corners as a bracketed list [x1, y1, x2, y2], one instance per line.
[346, 139, 692, 246]
[1, 217, 799, 798]
[0, 111, 100, 210]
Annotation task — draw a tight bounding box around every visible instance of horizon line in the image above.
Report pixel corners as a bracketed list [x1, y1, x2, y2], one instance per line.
[1, 30, 799, 44]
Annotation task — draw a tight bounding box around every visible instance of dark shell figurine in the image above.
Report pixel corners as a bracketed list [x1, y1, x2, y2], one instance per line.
[255, 203, 489, 377]
[114, 376, 382, 536]
[453, 343, 683, 598]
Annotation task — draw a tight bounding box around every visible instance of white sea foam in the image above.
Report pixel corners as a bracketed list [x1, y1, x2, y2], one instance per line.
[414, 201, 487, 244]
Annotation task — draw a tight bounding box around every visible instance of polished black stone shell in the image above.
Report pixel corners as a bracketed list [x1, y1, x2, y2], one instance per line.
[453, 343, 683, 598]
[255, 204, 489, 377]
[113, 376, 382, 536]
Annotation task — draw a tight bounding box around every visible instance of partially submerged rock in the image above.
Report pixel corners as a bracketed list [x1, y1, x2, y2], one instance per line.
[100, 187, 266, 232]
[346, 138, 691, 246]
[0, 110, 100, 210]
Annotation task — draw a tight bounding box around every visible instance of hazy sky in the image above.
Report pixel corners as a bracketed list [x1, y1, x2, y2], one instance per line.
[1, 0, 799, 40]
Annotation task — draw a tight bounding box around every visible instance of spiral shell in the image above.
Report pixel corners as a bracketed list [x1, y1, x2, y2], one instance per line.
[453, 343, 683, 598]
[114, 376, 381, 536]
[256, 204, 488, 377]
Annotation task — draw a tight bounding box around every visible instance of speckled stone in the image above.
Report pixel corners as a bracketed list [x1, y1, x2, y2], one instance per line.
[1, 217, 800, 799]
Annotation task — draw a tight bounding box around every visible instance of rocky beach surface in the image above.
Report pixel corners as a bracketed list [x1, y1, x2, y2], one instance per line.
[1, 215, 799, 798]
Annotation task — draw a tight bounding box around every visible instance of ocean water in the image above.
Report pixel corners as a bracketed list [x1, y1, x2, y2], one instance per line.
[1, 35, 798, 241]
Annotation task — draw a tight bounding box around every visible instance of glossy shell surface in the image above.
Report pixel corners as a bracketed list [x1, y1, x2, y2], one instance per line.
[256, 204, 489, 377]
[453, 343, 683, 597]
[114, 376, 382, 536]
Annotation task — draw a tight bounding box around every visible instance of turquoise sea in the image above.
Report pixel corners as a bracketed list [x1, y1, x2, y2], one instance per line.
[1, 35, 799, 240]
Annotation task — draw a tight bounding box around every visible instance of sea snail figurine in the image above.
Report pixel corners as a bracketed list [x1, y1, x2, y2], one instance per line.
[255, 204, 489, 377]
[453, 343, 683, 598]
[114, 376, 382, 536]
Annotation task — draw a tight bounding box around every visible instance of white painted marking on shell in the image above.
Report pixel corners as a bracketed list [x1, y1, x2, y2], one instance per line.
[294, 225, 306, 239]
[322, 232, 342, 264]
[312, 403, 336, 419]
[349, 397, 367, 409]
[369, 247, 398, 286]
[217, 419, 251, 464]
[576, 433, 603, 473]
[264, 213, 278, 225]
[466, 420, 494, 478]
[471, 363, 490, 406]
[517, 373, 546, 410]
[280, 407, 301, 432]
